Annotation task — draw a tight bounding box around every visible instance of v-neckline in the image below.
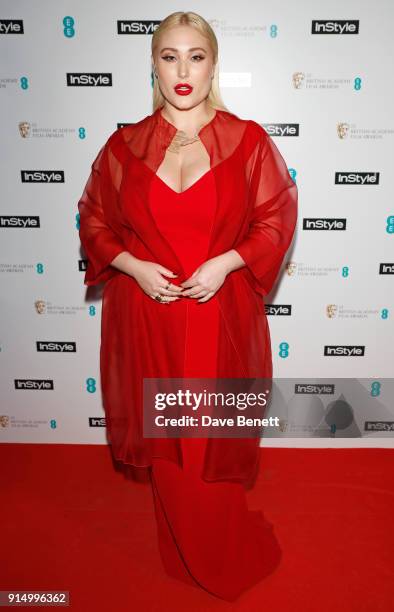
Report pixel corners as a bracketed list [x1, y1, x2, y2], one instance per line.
[153, 168, 212, 195]
[153, 107, 218, 195]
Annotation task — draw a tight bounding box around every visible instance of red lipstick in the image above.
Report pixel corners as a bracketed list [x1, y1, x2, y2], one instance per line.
[174, 83, 193, 96]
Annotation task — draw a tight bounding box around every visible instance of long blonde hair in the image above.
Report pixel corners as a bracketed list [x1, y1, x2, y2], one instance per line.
[151, 11, 229, 113]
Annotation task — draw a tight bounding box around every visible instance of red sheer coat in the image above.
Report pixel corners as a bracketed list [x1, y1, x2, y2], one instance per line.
[77, 107, 298, 485]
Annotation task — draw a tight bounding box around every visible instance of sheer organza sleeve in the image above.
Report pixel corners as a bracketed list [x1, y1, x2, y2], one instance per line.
[77, 134, 127, 286]
[233, 123, 298, 297]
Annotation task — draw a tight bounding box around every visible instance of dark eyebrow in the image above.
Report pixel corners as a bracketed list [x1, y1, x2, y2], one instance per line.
[159, 47, 207, 53]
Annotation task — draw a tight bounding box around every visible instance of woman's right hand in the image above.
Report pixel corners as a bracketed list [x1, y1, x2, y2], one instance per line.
[130, 259, 184, 304]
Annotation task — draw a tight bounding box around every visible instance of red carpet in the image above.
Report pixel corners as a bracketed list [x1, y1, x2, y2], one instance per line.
[0, 444, 393, 611]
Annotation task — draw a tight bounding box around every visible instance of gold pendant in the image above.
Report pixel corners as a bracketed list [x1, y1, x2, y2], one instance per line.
[167, 129, 200, 154]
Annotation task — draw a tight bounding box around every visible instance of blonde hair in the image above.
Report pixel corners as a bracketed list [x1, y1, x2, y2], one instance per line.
[151, 11, 229, 112]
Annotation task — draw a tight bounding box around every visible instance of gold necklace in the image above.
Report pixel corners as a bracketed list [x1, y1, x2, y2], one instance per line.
[167, 128, 201, 154]
[162, 109, 216, 154]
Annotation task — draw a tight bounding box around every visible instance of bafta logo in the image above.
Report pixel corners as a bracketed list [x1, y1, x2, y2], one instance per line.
[19, 121, 31, 138]
[34, 300, 46, 314]
[286, 261, 297, 276]
[0, 415, 9, 428]
[208, 19, 220, 29]
[326, 304, 337, 318]
[337, 123, 349, 139]
[292, 72, 305, 89]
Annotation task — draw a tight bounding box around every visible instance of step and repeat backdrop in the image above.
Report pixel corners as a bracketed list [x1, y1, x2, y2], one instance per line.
[1, 1, 393, 449]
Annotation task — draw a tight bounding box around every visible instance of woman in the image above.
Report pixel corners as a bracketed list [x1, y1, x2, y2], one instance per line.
[78, 11, 298, 602]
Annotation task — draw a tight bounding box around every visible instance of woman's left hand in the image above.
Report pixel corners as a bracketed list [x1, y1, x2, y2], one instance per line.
[180, 256, 230, 302]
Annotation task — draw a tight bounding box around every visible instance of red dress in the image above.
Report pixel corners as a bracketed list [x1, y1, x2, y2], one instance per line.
[78, 107, 298, 484]
[77, 107, 298, 600]
[147, 168, 281, 601]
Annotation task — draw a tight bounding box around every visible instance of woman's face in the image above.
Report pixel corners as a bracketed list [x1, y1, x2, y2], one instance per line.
[152, 24, 215, 110]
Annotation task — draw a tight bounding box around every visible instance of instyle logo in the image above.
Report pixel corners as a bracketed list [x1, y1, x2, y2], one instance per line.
[265, 304, 292, 316]
[117, 122, 132, 129]
[364, 421, 394, 432]
[294, 384, 335, 394]
[79, 259, 88, 272]
[14, 379, 54, 390]
[324, 345, 365, 356]
[21, 170, 65, 183]
[379, 263, 394, 274]
[66, 73, 112, 86]
[262, 123, 300, 137]
[303, 218, 346, 230]
[1, 216, 40, 228]
[335, 172, 379, 185]
[117, 20, 161, 34]
[311, 20, 359, 34]
[0, 19, 24, 34]
[36, 341, 76, 352]
[89, 417, 106, 427]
